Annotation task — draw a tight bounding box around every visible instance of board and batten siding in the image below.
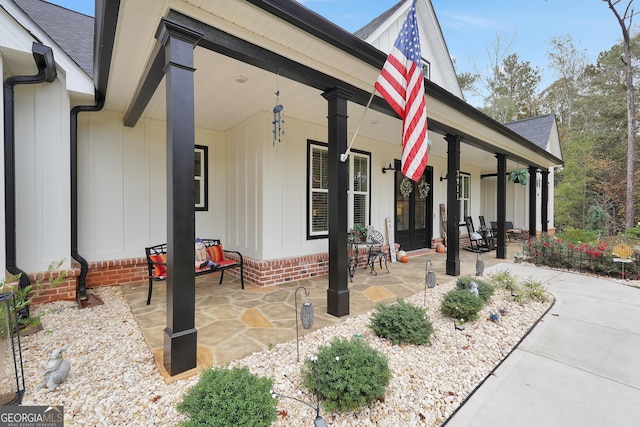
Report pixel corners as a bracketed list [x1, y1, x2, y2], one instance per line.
[76, 112, 227, 262]
[13, 77, 71, 272]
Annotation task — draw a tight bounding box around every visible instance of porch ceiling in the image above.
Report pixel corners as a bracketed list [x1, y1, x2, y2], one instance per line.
[105, 0, 561, 174]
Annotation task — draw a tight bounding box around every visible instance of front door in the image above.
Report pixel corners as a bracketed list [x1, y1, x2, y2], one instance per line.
[395, 165, 433, 251]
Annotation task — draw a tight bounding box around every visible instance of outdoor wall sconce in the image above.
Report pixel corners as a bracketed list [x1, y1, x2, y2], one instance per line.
[381, 163, 396, 174]
[295, 286, 314, 361]
[0, 292, 25, 406]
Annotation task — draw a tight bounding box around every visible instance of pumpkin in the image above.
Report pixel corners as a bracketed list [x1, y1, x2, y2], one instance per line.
[400, 255, 409, 263]
[436, 243, 446, 253]
[398, 250, 407, 258]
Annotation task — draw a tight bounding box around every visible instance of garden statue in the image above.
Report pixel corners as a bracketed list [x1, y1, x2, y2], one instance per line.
[39, 344, 71, 391]
[469, 282, 479, 298]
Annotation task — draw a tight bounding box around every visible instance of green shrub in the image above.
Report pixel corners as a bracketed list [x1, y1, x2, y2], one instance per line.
[455, 276, 494, 303]
[621, 224, 640, 240]
[369, 299, 434, 345]
[302, 337, 391, 412]
[440, 289, 484, 321]
[177, 365, 277, 427]
[557, 227, 599, 244]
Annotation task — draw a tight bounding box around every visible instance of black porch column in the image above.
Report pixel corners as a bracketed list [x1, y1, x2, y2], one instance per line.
[158, 19, 202, 376]
[322, 87, 352, 317]
[528, 166, 538, 239]
[496, 154, 507, 259]
[541, 169, 549, 233]
[445, 134, 461, 276]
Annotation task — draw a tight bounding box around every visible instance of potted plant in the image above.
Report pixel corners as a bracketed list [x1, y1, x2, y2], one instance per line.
[0, 259, 68, 333]
[508, 168, 529, 185]
[347, 223, 367, 243]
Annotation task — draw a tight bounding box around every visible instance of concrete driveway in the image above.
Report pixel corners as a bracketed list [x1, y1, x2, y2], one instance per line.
[445, 264, 640, 427]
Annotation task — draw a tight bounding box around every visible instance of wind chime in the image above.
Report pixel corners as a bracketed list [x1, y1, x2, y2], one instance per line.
[272, 72, 284, 147]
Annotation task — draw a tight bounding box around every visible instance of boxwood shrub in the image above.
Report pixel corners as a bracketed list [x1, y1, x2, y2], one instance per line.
[302, 337, 391, 412]
[177, 365, 277, 427]
[369, 298, 434, 345]
[440, 289, 484, 321]
[456, 275, 495, 303]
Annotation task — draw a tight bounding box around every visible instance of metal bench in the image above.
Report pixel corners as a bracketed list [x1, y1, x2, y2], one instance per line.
[145, 238, 244, 305]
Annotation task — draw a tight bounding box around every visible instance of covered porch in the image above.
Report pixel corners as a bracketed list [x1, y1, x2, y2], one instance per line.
[83, 0, 562, 375]
[121, 243, 522, 378]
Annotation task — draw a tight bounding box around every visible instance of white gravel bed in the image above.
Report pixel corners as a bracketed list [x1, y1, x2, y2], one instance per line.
[18, 277, 553, 427]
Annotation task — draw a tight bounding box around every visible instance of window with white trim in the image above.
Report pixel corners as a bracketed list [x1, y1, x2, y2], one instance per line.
[308, 142, 370, 238]
[195, 145, 208, 211]
[459, 172, 470, 220]
[421, 57, 431, 80]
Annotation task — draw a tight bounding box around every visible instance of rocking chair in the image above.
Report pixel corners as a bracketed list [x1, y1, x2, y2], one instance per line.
[465, 216, 489, 252]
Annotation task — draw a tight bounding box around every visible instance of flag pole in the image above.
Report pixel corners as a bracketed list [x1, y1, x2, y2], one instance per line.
[340, 88, 377, 162]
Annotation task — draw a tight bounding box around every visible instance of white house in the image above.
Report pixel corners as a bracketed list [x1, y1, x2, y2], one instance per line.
[1, 0, 562, 374]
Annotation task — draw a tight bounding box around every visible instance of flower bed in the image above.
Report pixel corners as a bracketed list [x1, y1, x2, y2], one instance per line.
[524, 236, 640, 279]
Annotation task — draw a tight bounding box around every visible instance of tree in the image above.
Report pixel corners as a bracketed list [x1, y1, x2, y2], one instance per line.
[461, 34, 514, 114]
[489, 53, 541, 122]
[554, 34, 640, 232]
[604, 0, 638, 229]
[541, 35, 589, 131]
[456, 71, 478, 99]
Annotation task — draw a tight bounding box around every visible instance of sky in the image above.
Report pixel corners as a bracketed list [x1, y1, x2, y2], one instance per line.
[48, 0, 625, 101]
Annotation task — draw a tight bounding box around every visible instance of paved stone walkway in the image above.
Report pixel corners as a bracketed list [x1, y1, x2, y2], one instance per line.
[121, 245, 519, 377]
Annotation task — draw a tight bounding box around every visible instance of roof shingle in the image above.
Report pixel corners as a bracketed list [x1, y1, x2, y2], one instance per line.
[505, 114, 556, 150]
[14, 0, 94, 78]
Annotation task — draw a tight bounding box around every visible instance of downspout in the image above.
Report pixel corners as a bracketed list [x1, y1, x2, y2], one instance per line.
[70, 94, 104, 300]
[3, 42, 57, 316]
[72, 0, 120, 300]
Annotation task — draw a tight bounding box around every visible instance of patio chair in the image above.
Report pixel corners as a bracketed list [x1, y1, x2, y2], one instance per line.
[479, 216, 495, 250]
[365, 229, 389, 275]
[464, 216, 486, 252]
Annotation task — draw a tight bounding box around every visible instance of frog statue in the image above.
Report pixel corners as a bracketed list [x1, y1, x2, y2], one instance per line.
[39, 344, 71, 391]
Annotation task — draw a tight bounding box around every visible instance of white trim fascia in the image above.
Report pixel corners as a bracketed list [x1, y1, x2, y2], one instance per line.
[0, 1, 93, 95]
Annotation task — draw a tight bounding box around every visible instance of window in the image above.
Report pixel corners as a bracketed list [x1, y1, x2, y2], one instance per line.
[350, 154, 369, 229]
[459, 172, 470, 220]
[307, 141, 370, 238]
[421, 57, 431, 80]
[195, 145, 208, 211]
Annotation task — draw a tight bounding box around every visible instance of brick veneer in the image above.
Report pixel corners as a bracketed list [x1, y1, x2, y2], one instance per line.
[1, 268, 79, 305]
[85, 258, 148, 289]
[21, 229, 558, 305]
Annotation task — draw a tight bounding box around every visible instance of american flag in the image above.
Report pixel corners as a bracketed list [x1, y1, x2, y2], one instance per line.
[374, 0, 428, 182]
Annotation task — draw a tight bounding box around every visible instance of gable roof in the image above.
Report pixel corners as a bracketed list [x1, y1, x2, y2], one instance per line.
[13, 0, 94, 77]
[505, 114, 557, 150]
[354, 0, 404, 40]
[352, 0, 462, 98]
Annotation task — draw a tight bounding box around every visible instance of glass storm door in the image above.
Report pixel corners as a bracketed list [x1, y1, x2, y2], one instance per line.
[395, 166, 433, 251]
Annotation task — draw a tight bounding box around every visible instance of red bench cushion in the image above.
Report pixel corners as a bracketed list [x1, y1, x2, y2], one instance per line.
[216, 259, 238, 268]
[150, 254, 167, 278]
